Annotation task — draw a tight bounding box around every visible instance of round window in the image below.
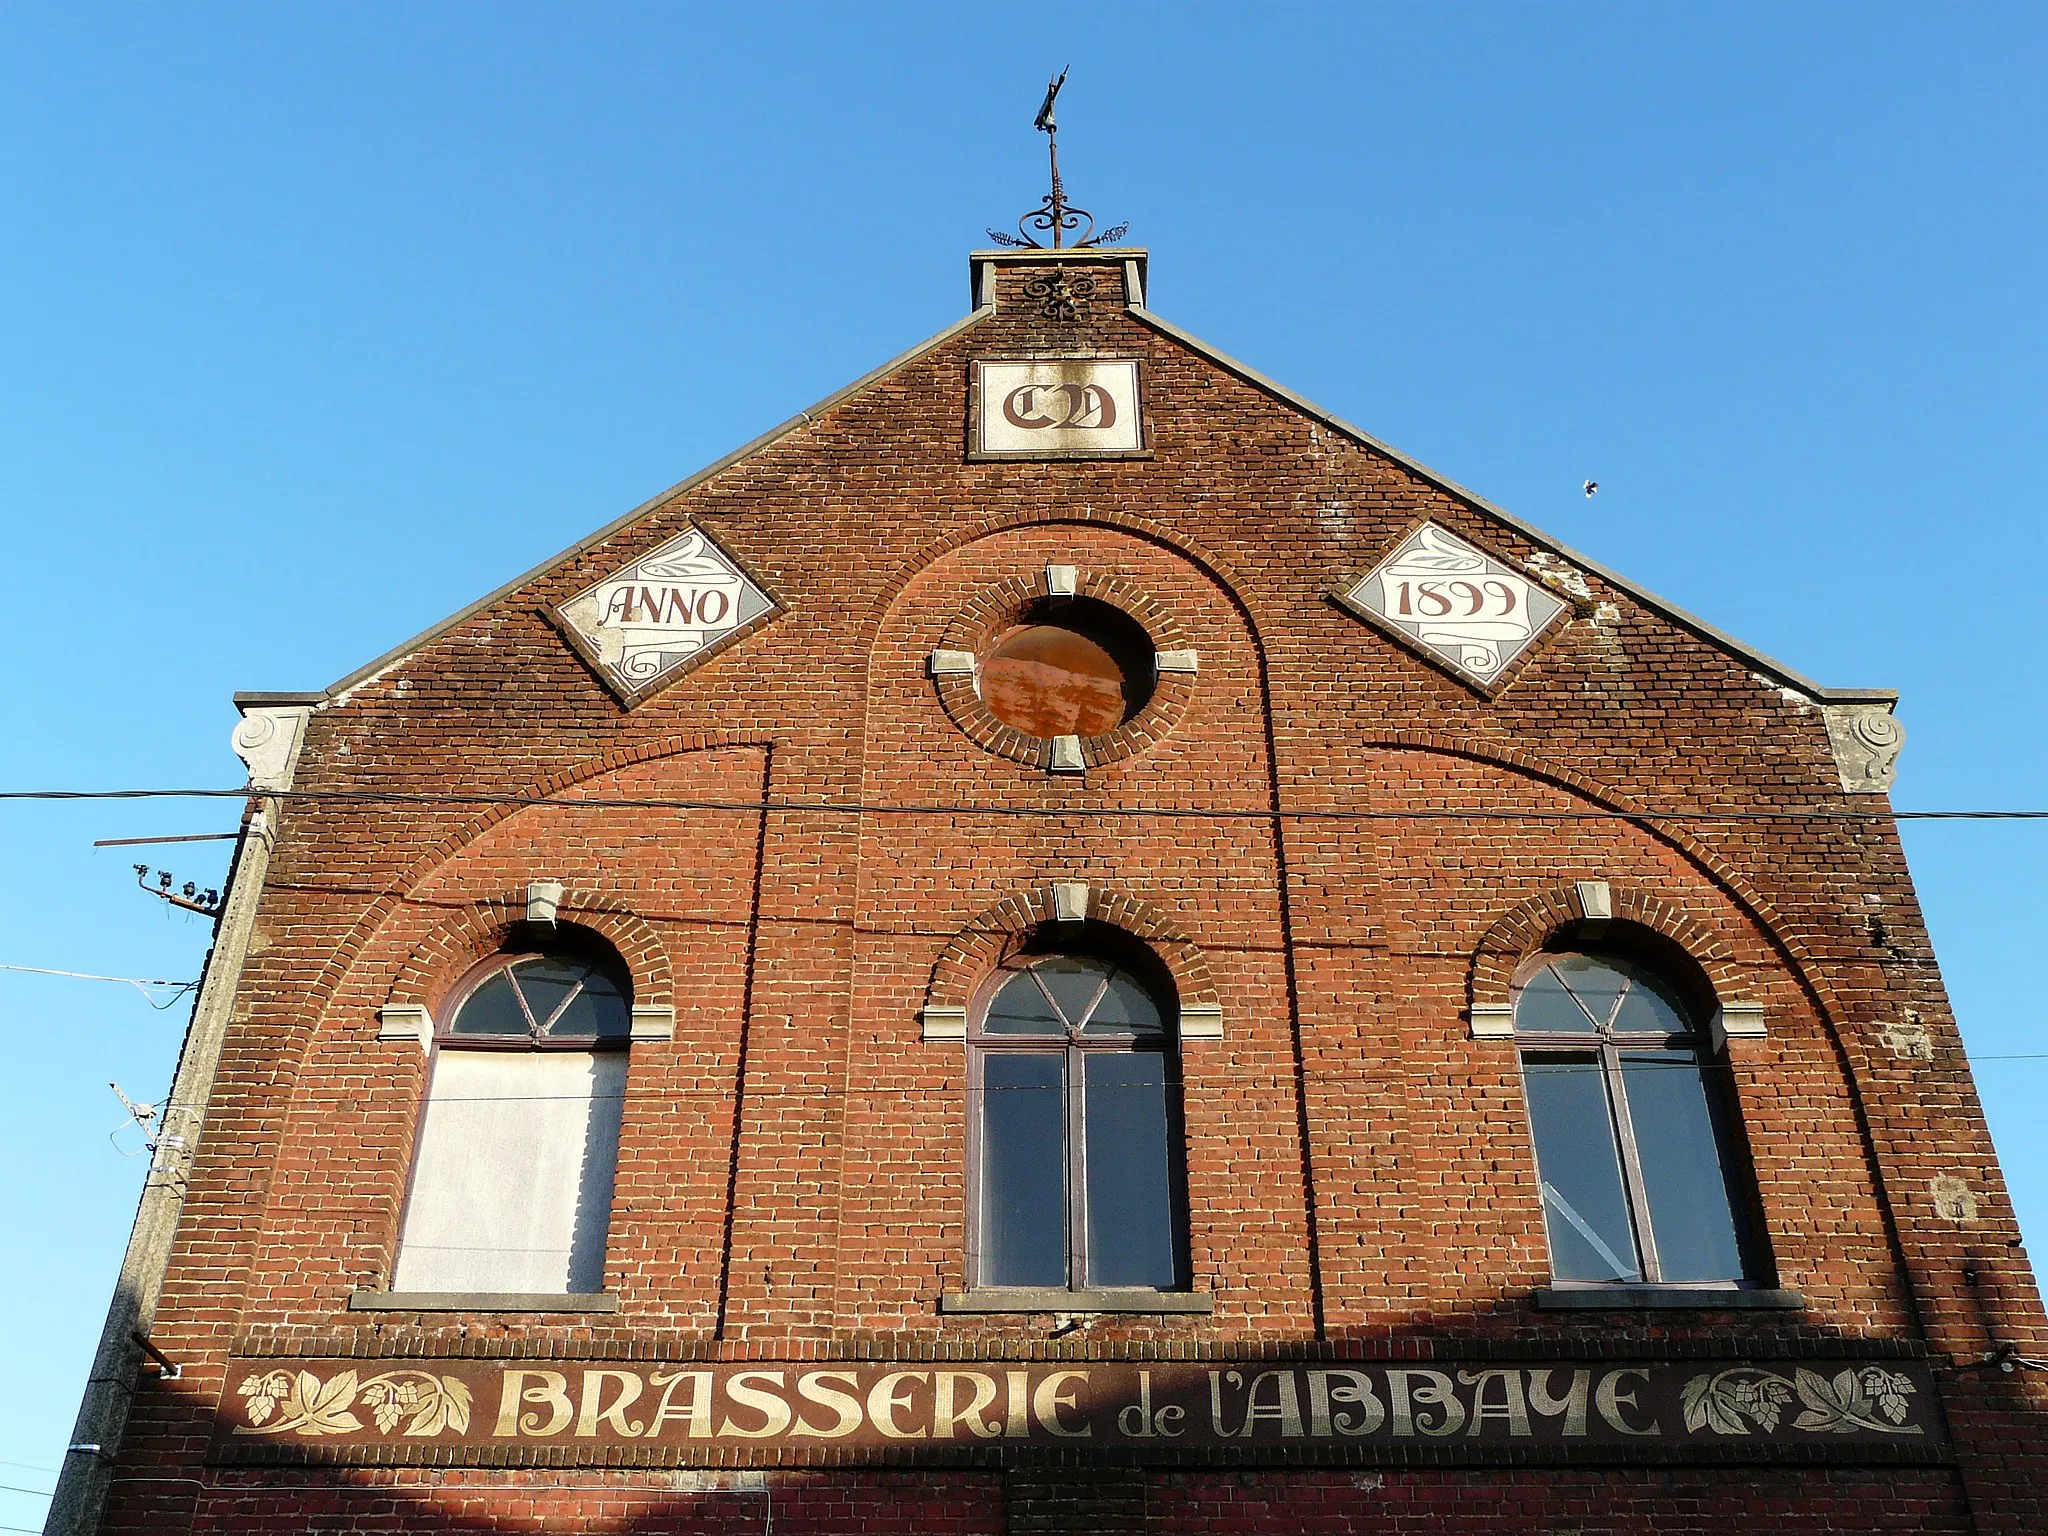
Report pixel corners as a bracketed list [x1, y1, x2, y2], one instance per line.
[977, 598, 1156, 740]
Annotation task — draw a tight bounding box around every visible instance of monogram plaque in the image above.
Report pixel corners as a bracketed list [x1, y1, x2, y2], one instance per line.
[974, 359, 1145, 457]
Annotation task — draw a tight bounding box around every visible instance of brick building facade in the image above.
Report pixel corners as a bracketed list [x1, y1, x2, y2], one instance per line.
[49, 246, 2048, 1533]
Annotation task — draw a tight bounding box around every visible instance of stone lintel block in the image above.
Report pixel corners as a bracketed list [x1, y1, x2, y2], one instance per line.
[1571, 880, 1614, 924]
[629, 1004, 676, 1041]
[1713, 1002, 1768, 1045]
[1180, 1003, 1224, 1040]
[526, 879, 565, 931]
[377, 1003, 431, 1050]
[1051, 882, 1090, 922]
[1044, 564, 1079, 598]
[929, 649, 977, 676]
[1469, 1003, 1516, 1039]
[1154, 649, 1199, 674]
[1049, 735, 1085, 773]
[922, 1006, 968, 1041]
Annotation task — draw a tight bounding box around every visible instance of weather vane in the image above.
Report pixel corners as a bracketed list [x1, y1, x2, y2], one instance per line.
[988, 68, 1128, 250]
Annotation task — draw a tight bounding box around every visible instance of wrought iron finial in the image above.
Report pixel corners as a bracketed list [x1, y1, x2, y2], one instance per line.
[986, 69, 1129, 251]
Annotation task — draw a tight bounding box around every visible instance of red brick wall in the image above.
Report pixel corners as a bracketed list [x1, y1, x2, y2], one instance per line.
[1149, 1468, 1974, 1533]
[100, 251, 2048, 1534]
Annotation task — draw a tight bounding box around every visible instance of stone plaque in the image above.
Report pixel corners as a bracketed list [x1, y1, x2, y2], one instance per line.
[1337, 523, 1568, 689]
[553, 527, 776, 706]
[974, 359, 1144, 457]
[214, 1355, 1938, 1466]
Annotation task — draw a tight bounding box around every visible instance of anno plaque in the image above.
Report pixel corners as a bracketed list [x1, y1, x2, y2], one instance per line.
[1337, 523, 1567, 690]
[974, 359, 1145, 458]
[553, 526, 776, 706]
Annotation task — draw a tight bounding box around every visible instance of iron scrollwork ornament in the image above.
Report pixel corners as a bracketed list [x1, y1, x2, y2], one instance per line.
[1025, 269, 1095, 321]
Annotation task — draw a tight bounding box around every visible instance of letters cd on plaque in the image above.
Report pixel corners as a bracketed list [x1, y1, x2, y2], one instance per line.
[1336, 523, 1568, 691]
[553, 526, 778, 706]
[974, 359, 1146, 458]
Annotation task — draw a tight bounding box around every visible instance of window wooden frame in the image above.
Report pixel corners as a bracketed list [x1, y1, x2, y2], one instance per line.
[1512, 949, 1767, 1290]
[432, 949, 633, 1052]
[965, 946, 1190, 1294]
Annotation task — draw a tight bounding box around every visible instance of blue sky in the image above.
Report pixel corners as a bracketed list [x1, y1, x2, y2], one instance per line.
[3, 0, 2044, 1504]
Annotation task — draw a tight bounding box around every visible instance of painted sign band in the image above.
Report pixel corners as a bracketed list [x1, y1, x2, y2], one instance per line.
[216, 1357, 1939, 1462]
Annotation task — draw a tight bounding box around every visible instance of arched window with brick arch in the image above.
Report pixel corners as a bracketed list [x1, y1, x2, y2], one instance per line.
[1513, 944, 1767, 1289]
[392, 936, 632, 1296]
[967, 928, 1189, 1293]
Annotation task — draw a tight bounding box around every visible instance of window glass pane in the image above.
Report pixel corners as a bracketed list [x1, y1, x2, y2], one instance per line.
[1032, 956, 1111, 1028]
[1549, 954, 1630, 1027]
[544, 966, 630, 1041]
[448, 971, 530, 1038]
[1083, 1051, 1178, 1287]
[979, 1054, 1068, 1285]
[984, 971, 1066, 1035]
[1081, 969, 1166, 1035]
[1515, 965, 1599, 1034]
[1521, 1052, 1643, 1282]
[513, 958, 588, 1031]
[1620, 1050, 1750, 1283]
[1609, 970, 1692, 1036]
[393, 1050, 625, 1294]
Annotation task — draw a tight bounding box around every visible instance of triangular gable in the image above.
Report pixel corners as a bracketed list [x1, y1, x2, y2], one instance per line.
[271, 252, 1892, 713]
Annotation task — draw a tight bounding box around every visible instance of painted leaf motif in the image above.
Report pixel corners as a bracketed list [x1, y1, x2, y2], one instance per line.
[1790, 1368, 1861, 1433]
[245, 1394, 275, 1426]
[299, 1370, 363, 1435]
[1680, 1375, 1714, 1433]
[404, 1391, 447, 1437]
[1679, 1375, 1753, 1436]
[441, 1377, 473, 1435]
[1703, 1388, 1750, 1436]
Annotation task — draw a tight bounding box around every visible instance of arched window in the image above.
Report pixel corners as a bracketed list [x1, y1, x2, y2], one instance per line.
[1513, 948, 1765, 1288]
[969, 937, 1187, 1292]
[392, 947, 631, 1296]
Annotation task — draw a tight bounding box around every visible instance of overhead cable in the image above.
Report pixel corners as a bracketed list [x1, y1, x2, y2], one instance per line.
[2, 785, 2047, 824]
[0, 963, 198, 1009]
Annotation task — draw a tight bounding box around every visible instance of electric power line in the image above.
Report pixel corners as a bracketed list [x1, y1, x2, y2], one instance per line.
[3, 784, 2048, 824]
[0, 962, 198, 1008]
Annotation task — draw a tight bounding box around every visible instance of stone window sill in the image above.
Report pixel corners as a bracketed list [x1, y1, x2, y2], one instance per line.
[347, 1290, 620, 1314]
[1533, 1286, 1803, 1312]
[940, 1288, 1213, 1315]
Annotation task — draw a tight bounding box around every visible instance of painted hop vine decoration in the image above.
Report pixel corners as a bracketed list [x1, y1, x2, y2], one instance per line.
[235, 1368, 472, 1438]
[1681, 1366, 1920, 1437]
